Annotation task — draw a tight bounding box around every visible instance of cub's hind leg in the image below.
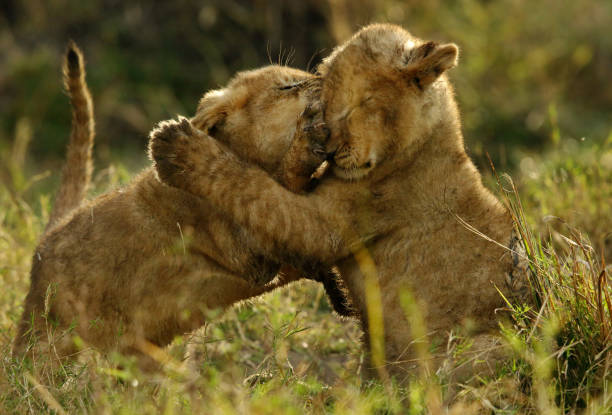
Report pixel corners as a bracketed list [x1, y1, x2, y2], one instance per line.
[13, 279, 81, 372]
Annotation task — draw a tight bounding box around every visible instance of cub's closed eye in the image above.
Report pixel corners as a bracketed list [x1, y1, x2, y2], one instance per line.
[278, 80, 308, 90]
[278, 83, 298, 90]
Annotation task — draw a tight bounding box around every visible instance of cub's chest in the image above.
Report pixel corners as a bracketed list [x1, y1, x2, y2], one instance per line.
[332, 183, 395, 239]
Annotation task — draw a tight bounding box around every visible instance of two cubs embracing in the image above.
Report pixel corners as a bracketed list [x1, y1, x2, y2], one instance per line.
[15, 24, 530, 384]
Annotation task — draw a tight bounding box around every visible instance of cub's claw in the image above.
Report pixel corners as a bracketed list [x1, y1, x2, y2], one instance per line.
[301, 102, 330, 144]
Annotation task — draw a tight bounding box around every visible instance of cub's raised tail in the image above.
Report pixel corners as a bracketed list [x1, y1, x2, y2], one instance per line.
[46, 41, 94, 230]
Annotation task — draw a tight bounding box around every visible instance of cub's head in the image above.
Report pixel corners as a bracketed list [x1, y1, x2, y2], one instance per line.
[317, 24, 459, 180]
[191, 65, 326, 177]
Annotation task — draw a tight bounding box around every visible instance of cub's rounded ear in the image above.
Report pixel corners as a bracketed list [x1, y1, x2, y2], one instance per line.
[191, 89, 228, 133]
[403, 41, 459, 90]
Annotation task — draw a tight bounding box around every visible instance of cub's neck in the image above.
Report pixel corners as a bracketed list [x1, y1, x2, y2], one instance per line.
[377, 113, 513, 244]
[422, 122, 510, 240]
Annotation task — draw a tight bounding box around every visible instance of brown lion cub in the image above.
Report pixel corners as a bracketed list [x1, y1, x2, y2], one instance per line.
[150, 24, 531, 384]
[14, 51, 349, 368]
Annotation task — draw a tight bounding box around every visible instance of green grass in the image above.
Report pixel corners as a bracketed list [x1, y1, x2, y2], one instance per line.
[0, 135, 610, 414]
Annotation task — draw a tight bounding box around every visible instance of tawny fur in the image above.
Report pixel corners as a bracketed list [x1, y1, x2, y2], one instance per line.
[150, 24, 531, 383]
[46, 41, 94, 230]
[14, 63, 350, 368]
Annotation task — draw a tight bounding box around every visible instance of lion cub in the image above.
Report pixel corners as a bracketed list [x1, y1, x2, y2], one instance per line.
[14, 62, 346, 367]
[150, 24, 531, 384]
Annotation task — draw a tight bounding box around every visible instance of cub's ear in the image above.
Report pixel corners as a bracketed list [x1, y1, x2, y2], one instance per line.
[403, 41, 459, 90]
[191, 89, 228, 133]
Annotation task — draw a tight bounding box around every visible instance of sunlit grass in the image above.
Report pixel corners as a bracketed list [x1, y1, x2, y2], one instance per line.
[0, 133, 610, 413]
[488, 164, 611, 414]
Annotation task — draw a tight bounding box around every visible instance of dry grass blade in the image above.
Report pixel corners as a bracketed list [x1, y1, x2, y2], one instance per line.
[24, 373, 67, 415]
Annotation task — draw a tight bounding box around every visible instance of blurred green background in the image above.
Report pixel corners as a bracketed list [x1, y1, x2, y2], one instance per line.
[1, 0, 611, 172]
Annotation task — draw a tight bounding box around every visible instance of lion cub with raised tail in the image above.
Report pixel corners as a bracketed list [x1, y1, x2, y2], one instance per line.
[14, 58, 350, 370]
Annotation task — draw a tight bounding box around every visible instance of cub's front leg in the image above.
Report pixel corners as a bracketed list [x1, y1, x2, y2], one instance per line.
[148, 117, 346, 265]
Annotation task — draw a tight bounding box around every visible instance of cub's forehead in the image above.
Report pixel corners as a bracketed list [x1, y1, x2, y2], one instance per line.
[318, 24, 420, 78]
[230, 65, 312, 89]
[273, 67, 313, 83]
[317, 25, 424, 112]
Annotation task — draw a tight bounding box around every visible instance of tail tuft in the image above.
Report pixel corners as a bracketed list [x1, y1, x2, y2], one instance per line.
[65, 41, 81, 73]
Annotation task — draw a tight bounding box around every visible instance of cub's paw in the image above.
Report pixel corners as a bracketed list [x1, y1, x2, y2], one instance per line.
[148, 116, 213, 188]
